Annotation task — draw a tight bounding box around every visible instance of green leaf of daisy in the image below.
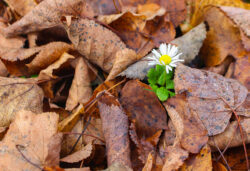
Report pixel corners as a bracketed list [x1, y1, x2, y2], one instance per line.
[168, 91, 175, 97]
[166, 80, 174, 89]
[157, 71, 166, 86]
[156, 87, 169, 101]
[147, 68, 157, 85]
[150, 84, 158, 93]
[155, 64, 165, 75]
[166, 70, 174, 80]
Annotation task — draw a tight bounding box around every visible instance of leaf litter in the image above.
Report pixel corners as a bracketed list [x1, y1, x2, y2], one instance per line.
[0, 0, 249, 170]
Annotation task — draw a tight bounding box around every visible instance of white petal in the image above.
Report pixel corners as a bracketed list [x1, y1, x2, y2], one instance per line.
[168, 65, 173, 71]
[172, 59, 184, 63]
[167, 44, 171, 54]
[152, 49, 161, 58]
[171, 53, 182, 60]
[165, 67, 169, 74]
[159, 43, 167, 55]
[169, 46, 178, 57]
[169, 63, 177, 67]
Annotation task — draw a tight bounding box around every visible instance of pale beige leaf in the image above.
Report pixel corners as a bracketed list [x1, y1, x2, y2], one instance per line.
[66, 58, 92, 110]
[0, 111, 60, 170]
[0, 77, 43, 127]
[60, 143, 93, 163]
[5, 0, 37, 16]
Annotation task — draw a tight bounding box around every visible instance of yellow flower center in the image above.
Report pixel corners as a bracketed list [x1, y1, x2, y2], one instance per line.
[159, 55, 171, 65]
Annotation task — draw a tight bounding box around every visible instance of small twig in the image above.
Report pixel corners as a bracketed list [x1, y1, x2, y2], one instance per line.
[210, 138, 232, 171]
[63, 132, 105, 143]
[16, 145, 43, 171]
[112, 0, 121, 13]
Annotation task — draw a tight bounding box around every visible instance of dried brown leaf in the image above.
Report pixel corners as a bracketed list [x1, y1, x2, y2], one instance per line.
[5, 0, 37, 16]
[200, 6, 247, 66]
[120, 80, 167, 139]
[208, 118, 250, 150]
[0, 77, 43, 127]
[98, 92, 131, 167]
[162, 145, 189, 171]
[0, 60, 8, 77]
[164, 95, 208, 153]
[0, 110, 61, 170]
[180, 145, 212, 171]
[3, 0, 91, 37]
[64, 17, 128, 73]
[66, 58, 92, 110]
[61, 143, 93, 163]
[175, 64, 249, 135]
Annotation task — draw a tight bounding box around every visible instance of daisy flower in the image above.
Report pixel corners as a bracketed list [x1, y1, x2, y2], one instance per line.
[146, 43, 184, 73]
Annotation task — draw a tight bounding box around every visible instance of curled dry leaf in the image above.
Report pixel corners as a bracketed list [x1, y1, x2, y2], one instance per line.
[120, 80, 167, 139]
[175, 64, 249, 135]
[182, 0, 250, 32]
[208, 118, 250, 150]
[0, 42, 72, 76]
[0, 77, 43, 127]
[180, 145, 212, 171]
[164, 95, 208, 153]
[3, 0, 91, 37]
[0, 110, 61, 170]
[200, 6, 247, 66]
[0, 60, 8, 77]
[98, 92, 131, 168]
[61, 143, 93, 163]
[162, 145, 189, 171]
[119, 22, 206, 80]
[66, 57, 92, 110]
[5, 0, 37, 16]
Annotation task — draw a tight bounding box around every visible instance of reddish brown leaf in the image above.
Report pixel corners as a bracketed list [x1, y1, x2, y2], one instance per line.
[120, 80, 167, 139]
[174, 64, 249, 135]
[0, 110, 61, 170]
[98, 92, 131, 168]
[164, 95, 208, 153]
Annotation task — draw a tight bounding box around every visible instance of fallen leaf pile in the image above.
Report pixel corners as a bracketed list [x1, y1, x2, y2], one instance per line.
[0, 0, 249, 170]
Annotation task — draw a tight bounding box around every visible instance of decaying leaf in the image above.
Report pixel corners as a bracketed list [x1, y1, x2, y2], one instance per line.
[64, 17, 137, 78]
[66, 57, 92, 110]
[200, 6, 247, 66]
[164, 95, 208, 153]
[4, 0, 37, 16]
[102, 162, 133, 171]
[171, 22, 206, 64]
[180, 145, 212, 171]
[174, 64, 249, 135]
[0, 77, 43, 127]
[119, 22, 206, 79]
[208, 118, 250, 150]
[183, 0, 250, 32]
[2, 0, 91, 37]
[142, 152, 154, 171]
[98, 92, 131, 168]
[0, 60, 8, 77]
[0, 42, 72, 76]
[61, 143, 93, 163]
[162, 145, 189, 171]
[120, 80, 167, 139]
[0, 110, 61, 170]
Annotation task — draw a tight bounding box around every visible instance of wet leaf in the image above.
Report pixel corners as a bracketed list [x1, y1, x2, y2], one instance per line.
[0, 77, 43, 127]
[0, 110, 61, 170]
[98, 92, 131, 167]
[66, 57, 92, 110]
[174, 64, 249, 135]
